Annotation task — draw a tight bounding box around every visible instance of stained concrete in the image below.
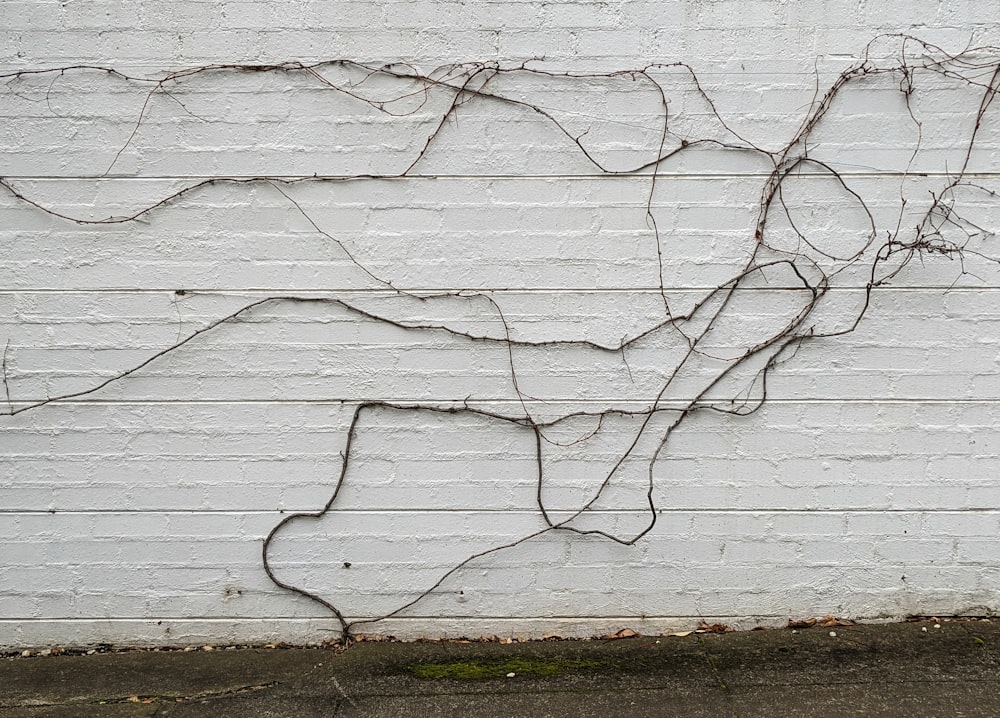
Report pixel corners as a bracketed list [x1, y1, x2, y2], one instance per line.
[2, 620, 998, 717]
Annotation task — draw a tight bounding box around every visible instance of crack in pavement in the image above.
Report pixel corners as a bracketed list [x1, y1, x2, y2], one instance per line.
[697, 638, 741, 718]
[330, 675, 371, 718]
[2, 681, 281, 709]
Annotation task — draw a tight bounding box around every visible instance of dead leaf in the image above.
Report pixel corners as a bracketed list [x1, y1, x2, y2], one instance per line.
[667, 630, 694, 637]
[697, 622, 735, 634]
[787, 618, 817, 629]
[818, 615, 856, 628]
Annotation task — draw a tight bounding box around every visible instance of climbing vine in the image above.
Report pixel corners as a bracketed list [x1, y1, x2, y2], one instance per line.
[2, 34, 999, 641]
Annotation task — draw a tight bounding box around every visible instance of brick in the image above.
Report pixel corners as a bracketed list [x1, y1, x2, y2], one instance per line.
[4, 2, 1000, 647]
[877, 540, 954, 564]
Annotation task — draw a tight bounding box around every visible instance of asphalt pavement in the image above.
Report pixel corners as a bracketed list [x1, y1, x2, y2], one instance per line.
[2, 618, 999, 717]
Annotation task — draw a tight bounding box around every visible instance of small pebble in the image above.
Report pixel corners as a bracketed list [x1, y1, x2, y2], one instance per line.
[934, 624, 941, 629]
[202, 645, 213, 651]
[922, 627, 928, 632]
[20, 650, 31, 657]
[506, 672, 515, 678]
[791, 630, 798, 634]
[829, 631, 837, 637]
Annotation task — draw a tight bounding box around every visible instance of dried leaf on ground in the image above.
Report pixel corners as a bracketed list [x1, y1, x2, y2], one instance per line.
[818, 615, 856, 627]
[787, 618, 817, 629]
[697, 622, 735, 634]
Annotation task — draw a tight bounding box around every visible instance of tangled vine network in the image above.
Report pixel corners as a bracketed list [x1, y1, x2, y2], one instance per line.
[2, 34, 1000, 642]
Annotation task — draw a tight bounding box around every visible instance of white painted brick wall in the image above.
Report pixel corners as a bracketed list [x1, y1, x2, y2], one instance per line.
[2, 1, 1000, 647]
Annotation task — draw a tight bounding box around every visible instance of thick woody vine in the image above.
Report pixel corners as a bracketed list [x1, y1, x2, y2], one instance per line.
[2, 34, 998, 642]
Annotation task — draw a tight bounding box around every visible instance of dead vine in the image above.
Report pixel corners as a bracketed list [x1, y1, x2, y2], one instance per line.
[2, 34, 999, 642]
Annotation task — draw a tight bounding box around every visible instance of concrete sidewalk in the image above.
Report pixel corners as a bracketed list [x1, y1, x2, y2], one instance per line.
[2, 619, 999, 717]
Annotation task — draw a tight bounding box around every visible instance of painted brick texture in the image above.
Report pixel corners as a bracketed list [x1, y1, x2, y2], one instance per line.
[2, 1, 1000, 646]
